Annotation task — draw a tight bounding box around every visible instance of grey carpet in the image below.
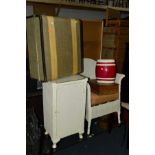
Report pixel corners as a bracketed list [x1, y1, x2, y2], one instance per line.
[53, 123, 129, 155]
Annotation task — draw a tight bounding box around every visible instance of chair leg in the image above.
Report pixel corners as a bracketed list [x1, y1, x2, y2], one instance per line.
[117, 111, 121, 124]
[87, 119, 92, 135]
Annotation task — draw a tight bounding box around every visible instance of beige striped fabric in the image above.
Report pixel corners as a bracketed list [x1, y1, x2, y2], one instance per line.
[26, 15, 82, 81]
[27, 17, 44, 80]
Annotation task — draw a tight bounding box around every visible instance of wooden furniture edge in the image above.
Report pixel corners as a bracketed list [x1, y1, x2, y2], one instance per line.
[26, 0, 129, 12]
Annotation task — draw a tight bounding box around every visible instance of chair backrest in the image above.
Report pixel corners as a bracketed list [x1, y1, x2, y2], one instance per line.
[81, 58, 96, 79]
[81, 58, 125, 83]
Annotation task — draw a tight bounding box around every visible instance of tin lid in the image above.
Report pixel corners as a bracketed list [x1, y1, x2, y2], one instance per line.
[97, 59, 115, 63]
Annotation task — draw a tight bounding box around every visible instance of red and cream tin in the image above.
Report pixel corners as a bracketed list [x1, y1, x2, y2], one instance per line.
[96, 59, 116, 84]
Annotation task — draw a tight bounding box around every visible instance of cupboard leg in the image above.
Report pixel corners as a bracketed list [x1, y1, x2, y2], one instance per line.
[79, 133, 83, 139]
[52, 143, 57, 149]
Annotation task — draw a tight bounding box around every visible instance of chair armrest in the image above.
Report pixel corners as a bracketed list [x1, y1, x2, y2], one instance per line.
[115, 73, 125, 85]
[121, 102, 129, 110]
[115, 73, 125, 100]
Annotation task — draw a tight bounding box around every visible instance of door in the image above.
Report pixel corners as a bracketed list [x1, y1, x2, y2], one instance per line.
[56, 81, 86, 138]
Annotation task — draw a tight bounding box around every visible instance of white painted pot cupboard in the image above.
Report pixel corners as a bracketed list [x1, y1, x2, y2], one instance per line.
[43, 75, 88, 149]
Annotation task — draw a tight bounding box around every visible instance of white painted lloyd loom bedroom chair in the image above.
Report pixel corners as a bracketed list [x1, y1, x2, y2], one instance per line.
[81, 58, 125, 135]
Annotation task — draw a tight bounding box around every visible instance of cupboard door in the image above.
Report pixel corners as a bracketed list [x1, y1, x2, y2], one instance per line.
[56, 82, 86, 138]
